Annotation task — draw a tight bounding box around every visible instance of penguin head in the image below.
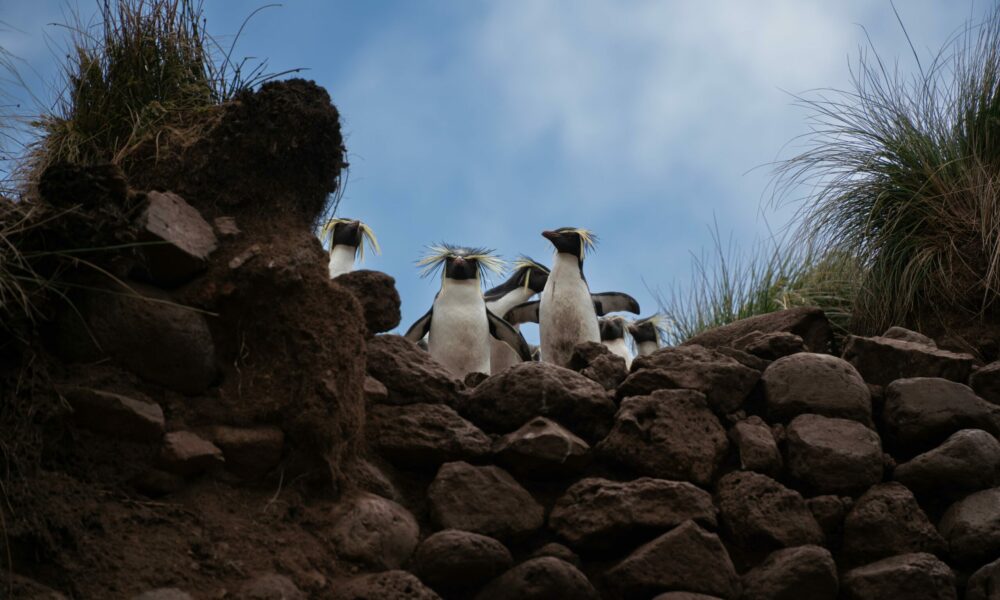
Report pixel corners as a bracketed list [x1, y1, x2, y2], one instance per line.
[628, 314, 668, 344]
[484, 257, 550, 301]
[599, 316, 628, 342]
[321, 218, 380, 260]
[418, 244, 504, 283]
[542, 228, 597, 260]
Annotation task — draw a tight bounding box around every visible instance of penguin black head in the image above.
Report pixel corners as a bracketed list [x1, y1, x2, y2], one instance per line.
[484, 257, 550, 301]
[628, 314, 668, 344]
[321, 218, 380, 259]
[599, 316, 627, 342]
[542, 228, 597, 260]
[418, 244, 504, 282]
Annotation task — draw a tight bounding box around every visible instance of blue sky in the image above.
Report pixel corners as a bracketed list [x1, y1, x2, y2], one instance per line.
[1, 1, 985, 339]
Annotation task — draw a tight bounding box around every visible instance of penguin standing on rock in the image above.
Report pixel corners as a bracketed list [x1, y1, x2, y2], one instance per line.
[404, 245, 533, 378]
[484, 257, 550, 374]
[600, 316, 633, 368]
[320, 218, 380, 279]
[505, 228, 640, 367]
[629, 314, 668, 357]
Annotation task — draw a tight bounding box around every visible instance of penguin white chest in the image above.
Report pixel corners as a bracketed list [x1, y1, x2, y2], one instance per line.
[429, 281, 491, 377]
[540, 255, 599, 366]
[603, 338, 633, 369]
[328, 245, 357, 279]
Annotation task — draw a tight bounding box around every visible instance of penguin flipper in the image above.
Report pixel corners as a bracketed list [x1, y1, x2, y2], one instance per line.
[487, 310, 533, 361]
[403, 309, 433, 342]
[504, 300, 540, 325]
[592, 292, 641, 316]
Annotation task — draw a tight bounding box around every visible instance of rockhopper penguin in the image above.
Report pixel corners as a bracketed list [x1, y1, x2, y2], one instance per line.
[483, 257, 550, 374]
[404, 244, 533, 378]
[321, 218, 380, 279]
[628, 314, 667, 357]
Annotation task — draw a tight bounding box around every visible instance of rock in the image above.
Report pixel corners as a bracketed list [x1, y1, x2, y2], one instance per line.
[841, 553, 956, 600]
[157, 431, 224, 476]
[971, 361, 1000, 406]
[682, 306, 833, 353]
[334, 270, 402, 335]
[715, 471, 823, 551]
[213, 215, 240, 237]
[414, 530, 512, 595]
[883, 326, 936, 347]
[549, 477, 717, 551]
[842, 335, 977, 387]
[326, 493, 419, 570]
[894, 429, 1000, 497]
[605, 520, 740, 600]
[456, 362, 616, 443]
[363, 376, 388, 404]
[464, 371, 489, 388]
[237, 573, 305, 599]
[841, 483, 945, 566]
[367, 403, 491, 468]
[330, 571, 441, 600]
[428, 461, 544, 541]
[209, 426, 284, 478]
[740, 545, 838, 600]
[569, 342, 628, 390]
[715, 346, 771, 371]
[882, 378, 1000, 456]
[733, 331, 806, 360]
[136, 190, 218, 286]
[651, 594, 723, 600]
[133, 590, 194, 600]
[761, 353, 873, 425]
[58, 386, 165, 442]
[493, 417, 590, 477]
[475, 557, 599, 600]
[598, 389, 728, 486]
[729, 417, 782, 476]
[366, 335, 465, 405]
[347, 458, 399, 501]
[806, 495, 847, 539]
[622, 345, 760, 415]
[132, 468, 185, 496]
[966, 557, 1000, 600]
[785, 414, 883, 494]
[938, 486, 1000, 564]
[529, 543, 581, 568]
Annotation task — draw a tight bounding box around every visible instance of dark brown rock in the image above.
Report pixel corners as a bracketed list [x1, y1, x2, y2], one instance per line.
[136, 190, 218, 287]
[347, 458, 398, 501]
[715, 471, 823, 551]
[366, 335, 466, 405]
[785, 414, 883, 494]
[938, 486, 1000, 565]
[841, 553, 956, 600]
[549, 477, 717, 551]
[58, 386, 165, 441]
[326, 493, 419, 570]
[363, 376, 388, 405]
[475, 557, 599, 600]
[133, 589, 193, 600]
[493, 417, 589, 477]
[971, 361, 1000, 406]
[894, 429, 1000, 497]
[529, 543, 581, 568]
[729, 416, 782, 476]
[966, 557, 1000, 600]
[598, 389, 728, 486]
[413, 530, 512, 595]
[334, 270, 401, 335]
[604, 521, 740, 600]
[715, 346, 771, 371]
[428, 461, 544, 541]
[761, 353, 873, 425]
[651, 594, 723, 600]
[330, 571, 441, 600]
[842, 335, 977, 387]
[806, 495, 847, 539]
[456, 362, 616, 443]
[841, 483, 945, 566]
[238, 573, 305, 600]
[733, 331, 806, 360]
[569, 341, 629, 390]
[883, 326, 936, 346]
[882, 378, 1000, 456]
[367, 403, 491, 468]
[740, 545, 838, 600]
[209, 425, 284, 478]
[682, 306, 833, 353]
[157, 431, 224, 476]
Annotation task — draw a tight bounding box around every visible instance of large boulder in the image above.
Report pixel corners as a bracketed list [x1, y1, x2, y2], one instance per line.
[366, 335, 465, 405]
[761, 353, 873, 425]
[740, 545, 838, 600]
[893, 429, 1000, 498]
[621, 345, 760, 415]
[475, 557, 599, 600]
[548, 477, 717, 551]
[325, 493, 419, 570]
[334, 270, 401, 336]
[938, 486, 1000, 565]
[785, 414, 883, 495]
[681, 306, 833, 353]
[569, 342, 629, 390]
[715, 471, 823, 551]
[427, 462, 544, 541]
[841, 553, 956, 600]
[598, 389, 728, 486]
[842, 335, 977, 387]
[367, 403, 491, 468]
[966, 557, 1000, 600]
[492, 417, 589, 478]
[413, 530, 512, 596]
[455, 362, 616, 443]
[882, 378, 1000, 456]
[729, 416, 782, 476]
[604, 521, 741, 600]
[58, 386, 165, 442]
[330, 571, 441, 600]
[841, 483, 945, 566]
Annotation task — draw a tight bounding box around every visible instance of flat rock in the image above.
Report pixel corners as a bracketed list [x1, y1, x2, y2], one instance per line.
[330, 571, 441, 600]
[966, 557, 1000, 600]
[334, 270, 401, 335]
[549, 477, 717, 551]
[733, 331, 806, 360]
[715, 471, 823, 551]
[367, 403, 491, 468]
[414, 530, 512, 595]
[972, 361, 1000, 406]
[457, 361, 616, 443]
[58, 386, 165, 442]
[493, 417, 589, 478]
[569, 341, 629, 390]
[682, 306, 833, 353]
[622, 345, 760, 415]
[841, 553, 956, 600]
[475, 557, 598, 600]
[238, 573, 305, 600]
[740, 545, 838, 600]
[894, 429, 1000, 498]
[761, 353, 873, 425]
[785, 414, 883, 494]
[842, 334, 977, 387]
[604, 520, 740, 600]
[842, 483, 945, 566]
[883, 326, 936, 346]
[136, 190, 218, 286]
[729, 416, 782, 476]
[938, 486, 1000, 565]
[209, 425, 284, 478]
[326, 493, 419, 570]
[157, 431, 224, 476]
[882, 378, 1000, 456]
[598, 389, 728, 486]
[366, 335, 465, 405]
[428, 461, 543, 541]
